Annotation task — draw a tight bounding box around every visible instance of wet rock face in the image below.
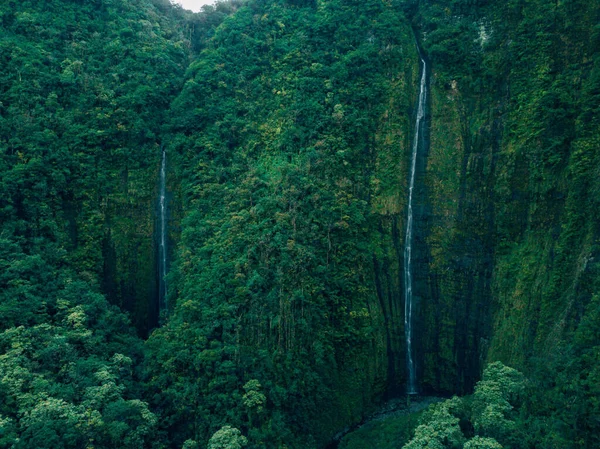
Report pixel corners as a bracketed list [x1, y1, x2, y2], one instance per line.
[407, 74, 500, 396]
[371, 54, 498, 396]
[401, 0, 600, 397]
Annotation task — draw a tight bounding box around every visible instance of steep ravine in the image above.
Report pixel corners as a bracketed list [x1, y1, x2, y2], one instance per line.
[2, 0, 599, 447]
[144, 0, 600, 447]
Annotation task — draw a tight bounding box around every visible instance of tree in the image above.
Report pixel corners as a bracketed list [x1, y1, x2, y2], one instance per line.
[471, 362, 525, 445]
[242, 379, 266, 428]
[403, 363, 526, 449]
[207, 426, 248, 449]
[403, 399, 465, 449]
[463, 436, 503, 449]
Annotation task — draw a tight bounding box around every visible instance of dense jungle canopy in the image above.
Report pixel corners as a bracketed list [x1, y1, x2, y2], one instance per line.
[1, 0, 599, 448]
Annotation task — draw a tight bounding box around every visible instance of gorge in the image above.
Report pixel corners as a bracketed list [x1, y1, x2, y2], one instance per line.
[1, 0, 599, 448]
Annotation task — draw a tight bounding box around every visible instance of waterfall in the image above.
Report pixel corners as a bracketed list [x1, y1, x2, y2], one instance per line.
[404, 54, 427, 395]
[158, 148, 168, 314]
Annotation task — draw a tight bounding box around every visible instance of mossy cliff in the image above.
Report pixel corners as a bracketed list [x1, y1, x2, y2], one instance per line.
[147, 1, 425, 445]
[2, 0, 599, 447]
[148, 0, 600, 445]
[414, 0, 600, 399]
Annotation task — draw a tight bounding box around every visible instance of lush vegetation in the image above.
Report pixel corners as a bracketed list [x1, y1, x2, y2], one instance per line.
[403, 359, 599, 449]
[400, 0, 600, 446]
[0, 0, 227, 446]
[147, 0, 418, 446]
[1, 0, 599, 447]
[403, 362, 526, 449]
[339, 408, 423, 449]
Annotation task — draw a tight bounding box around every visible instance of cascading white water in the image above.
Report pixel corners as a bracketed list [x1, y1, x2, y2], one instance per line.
[158, 148, 168, 313]
[404, 55, 427, 395]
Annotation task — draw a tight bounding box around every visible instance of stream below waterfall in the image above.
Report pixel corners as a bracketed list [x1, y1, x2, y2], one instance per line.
[327, 396, 444, 449]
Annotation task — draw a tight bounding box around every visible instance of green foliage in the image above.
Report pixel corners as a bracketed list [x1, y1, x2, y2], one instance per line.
[2, 0, 600, 448]
[0, 285, 156, 448]
[146, 0, 416, 446]
[0, 0, 195, 447]
[338, 410, 422, 449]
[463, 437, 503, 449]
[416, 0, 600, 434]
[208, 426, 248, 449]
[404, 399, 465, 449]
[0, 0, 192, 335]
[403, 363, 525, 449]
[183, 440, 201, 449]
[470, 362, 524, 445]
[242, 380, 266, 411]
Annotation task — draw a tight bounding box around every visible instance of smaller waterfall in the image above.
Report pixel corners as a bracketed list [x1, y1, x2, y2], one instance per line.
[404, 54, 427, 395]
[158, 148, 168, 314]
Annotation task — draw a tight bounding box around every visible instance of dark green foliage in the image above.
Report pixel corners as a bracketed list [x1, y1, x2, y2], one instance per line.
[146, 0, 417, 447]
[2, 0, 600, 448]
[404, 357, 600, 449]
[0, 0, 191, 335]
[414, 0, 600, 446]
[0, 0, 191, 446]
[404, 362, 524, 449]
[207, 426, 248, 449]
[404, 398, 466, 449]
[0, 283, 156, 449]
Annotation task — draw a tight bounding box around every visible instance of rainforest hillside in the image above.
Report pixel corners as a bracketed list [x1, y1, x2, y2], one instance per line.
[1, 0, 599, 448]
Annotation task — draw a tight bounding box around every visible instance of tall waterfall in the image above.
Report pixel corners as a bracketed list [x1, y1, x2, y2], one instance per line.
[404, 54, 427, 395]
[158, 148, 168, 314]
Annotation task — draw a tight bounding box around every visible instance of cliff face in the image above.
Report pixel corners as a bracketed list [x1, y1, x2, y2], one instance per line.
[148, 0, 600, 444]
[413, 0, 600, 394]
[485, 0, 600, 367]
[1, 0, 189, 335]
[4, 0, 599, 447]
[146, 1, 426, 445]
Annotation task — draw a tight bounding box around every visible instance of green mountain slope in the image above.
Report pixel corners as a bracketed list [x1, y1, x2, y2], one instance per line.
[0, 0, 187, 446]
[146, 0, 419, 446]
[1, 0, 599, 448]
